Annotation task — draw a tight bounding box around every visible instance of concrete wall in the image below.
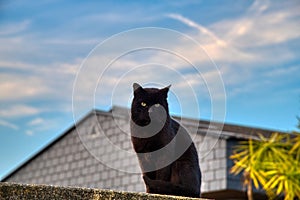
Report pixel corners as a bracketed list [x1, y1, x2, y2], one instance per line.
[4, 109, 228, 194]
[0, 182, 209, 200]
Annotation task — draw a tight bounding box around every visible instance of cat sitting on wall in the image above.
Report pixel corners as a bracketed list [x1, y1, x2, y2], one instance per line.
[130, 83, 201, 198]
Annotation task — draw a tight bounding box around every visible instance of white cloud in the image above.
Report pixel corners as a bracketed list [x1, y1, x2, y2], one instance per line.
[0, 60, 33, 70]
[27, 118, 45, 126]
[263, 65, 300, 78]
[42, 38, 99, 46]
[167, 0, 300, 65]
[0, 119, 19, 130]
[167, 13, 228, 47]
[0, 0, 298, 124]
[25, 117, 55, 136]
[0, 74, 50, 101]
[24, 117, 59, 136]
[222, 1, 299, 49]
[80, 11, 161, 25]
[0, 105, 40, 118]
[166, 14, 255, 64]
[0, 20, 31, 36]
[247, 0, 270, 16]
[0, 58, 80, 103]
[25, 130, 34, 136]
[164, 0, 300, 100]
[221, 10, 300, 47]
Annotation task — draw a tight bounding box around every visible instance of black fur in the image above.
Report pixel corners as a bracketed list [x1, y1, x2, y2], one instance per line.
[130, 83, 201, 198]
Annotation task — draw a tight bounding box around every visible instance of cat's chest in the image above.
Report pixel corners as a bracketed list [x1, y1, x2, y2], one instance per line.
[131, 135, 167, 153]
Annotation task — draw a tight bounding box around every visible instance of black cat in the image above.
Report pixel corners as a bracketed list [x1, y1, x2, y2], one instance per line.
[130, 83, 201, 198]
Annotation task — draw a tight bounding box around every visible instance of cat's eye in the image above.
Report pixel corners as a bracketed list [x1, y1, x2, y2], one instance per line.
[155, 104, 160, 107]
[141, 102, 147, 107]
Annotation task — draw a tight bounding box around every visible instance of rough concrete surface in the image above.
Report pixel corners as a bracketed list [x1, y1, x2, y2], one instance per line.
[0, 182, 210, 200]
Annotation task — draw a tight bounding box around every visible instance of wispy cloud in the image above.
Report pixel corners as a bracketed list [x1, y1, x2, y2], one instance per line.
[0, 74, 51, 101]
[27, 118, 45, 126]
[164, 0, 300, 100]
[220, 5, 300, 47]
[0, 105, 40, 118]
[25, 130, 34, 136]
[0, 119, 19, 130]
[263, 65, 300, 78]
[167, 13, 227, 47]
[166, 14, 254, 64]
[0, 20, 31, 36]
[0, 0, 298, 132]
[0, 58, 80, 103]
[225, 1, 299, 54]
[167, 0, 300, 64]
[25, 117, 46, 136]
[42, 38, 99, 46]
[24, 116, 63, 136]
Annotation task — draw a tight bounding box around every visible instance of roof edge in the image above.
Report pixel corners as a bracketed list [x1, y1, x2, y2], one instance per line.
[1, 109, 98, 182]
[1, 106, 288, 181]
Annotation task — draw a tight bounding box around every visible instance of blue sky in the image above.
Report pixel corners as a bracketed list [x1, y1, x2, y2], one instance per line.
[0, 0, 300, 180]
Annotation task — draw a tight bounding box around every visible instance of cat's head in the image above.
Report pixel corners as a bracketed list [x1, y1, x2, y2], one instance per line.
[131, 83, 171, 126]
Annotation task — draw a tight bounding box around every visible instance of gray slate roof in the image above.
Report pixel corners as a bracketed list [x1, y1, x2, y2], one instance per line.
[1, 106, 282, 199]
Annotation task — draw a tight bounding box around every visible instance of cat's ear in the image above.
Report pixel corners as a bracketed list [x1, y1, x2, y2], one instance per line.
[133, 83, 144, 96]
[160, 84, 171, 98]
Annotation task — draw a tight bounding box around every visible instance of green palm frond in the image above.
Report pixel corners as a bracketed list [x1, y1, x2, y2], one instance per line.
[230, 132, 300, 200]
[289, 132, 300, 161]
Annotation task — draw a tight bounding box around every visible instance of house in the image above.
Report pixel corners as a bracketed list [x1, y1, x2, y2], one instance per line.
[1, 106, 277, 199]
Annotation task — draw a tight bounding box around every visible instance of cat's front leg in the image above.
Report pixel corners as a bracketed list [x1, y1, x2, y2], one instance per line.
[143, 175, 155, 193]
[154, 147, 174, 181]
